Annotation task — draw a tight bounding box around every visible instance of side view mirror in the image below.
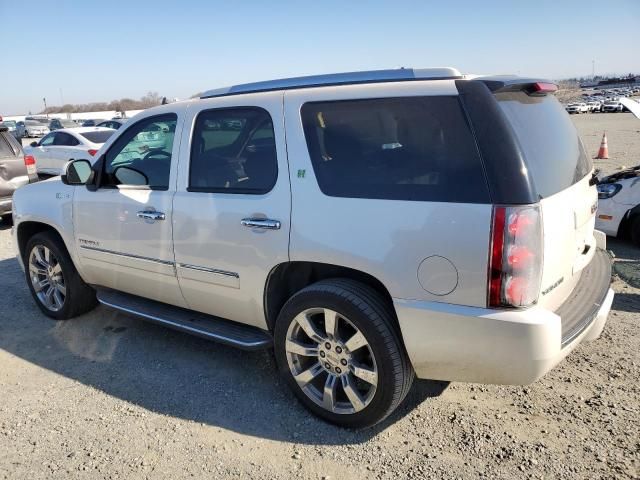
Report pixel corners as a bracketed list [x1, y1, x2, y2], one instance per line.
[30, 141, 38, 147]
[61, 159, 94, 185]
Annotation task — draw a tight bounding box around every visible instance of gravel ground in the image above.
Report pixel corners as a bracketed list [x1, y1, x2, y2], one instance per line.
[1, 113, 639, 479]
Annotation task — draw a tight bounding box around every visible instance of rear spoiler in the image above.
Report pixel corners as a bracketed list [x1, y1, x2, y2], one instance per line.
[475, 76, 558, 96]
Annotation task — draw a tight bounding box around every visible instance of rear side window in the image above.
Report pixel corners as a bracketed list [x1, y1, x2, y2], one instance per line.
[495, 92, 592, 199]
[189, 107, 277, 194]
[80, 131, 115, 144]
[301, 97, 489, 203]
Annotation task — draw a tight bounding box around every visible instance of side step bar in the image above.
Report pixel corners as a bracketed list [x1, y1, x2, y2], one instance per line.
[96, 288, 272, 351]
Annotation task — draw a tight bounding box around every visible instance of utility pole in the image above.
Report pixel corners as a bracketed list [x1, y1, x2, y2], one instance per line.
[43, 97, 48, 118]
[592, 59, 595, 80]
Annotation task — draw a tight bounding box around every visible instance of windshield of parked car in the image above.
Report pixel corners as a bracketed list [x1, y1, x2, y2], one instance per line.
[1, 121, 17, 128]
[25, 120, 44, 126]
[80, 130, 115, 144]
[495, 91, 592, 199]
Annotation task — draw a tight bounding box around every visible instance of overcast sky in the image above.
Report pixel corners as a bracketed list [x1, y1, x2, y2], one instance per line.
[1, 0, 638, 114]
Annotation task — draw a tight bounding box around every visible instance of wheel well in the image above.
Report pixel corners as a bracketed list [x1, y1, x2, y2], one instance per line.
[618, 205, 640, 238]
[17, 222, 63, 262]
[263, 262, 396, 332]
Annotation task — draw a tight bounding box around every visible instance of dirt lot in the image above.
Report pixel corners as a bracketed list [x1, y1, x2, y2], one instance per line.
[1, 113, 639, 479]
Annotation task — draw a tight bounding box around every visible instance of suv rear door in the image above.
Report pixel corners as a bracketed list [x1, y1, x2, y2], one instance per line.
[494, 89, 597, 311]
[171, 92, 290, 329]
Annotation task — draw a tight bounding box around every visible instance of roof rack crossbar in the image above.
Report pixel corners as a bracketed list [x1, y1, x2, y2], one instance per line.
[200, 67, 462, 99]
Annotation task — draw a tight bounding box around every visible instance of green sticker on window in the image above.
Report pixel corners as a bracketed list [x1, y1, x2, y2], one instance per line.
[297, 169, 306, 178]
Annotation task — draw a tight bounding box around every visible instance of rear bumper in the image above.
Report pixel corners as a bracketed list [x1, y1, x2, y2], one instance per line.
[395, 249, 614, 385]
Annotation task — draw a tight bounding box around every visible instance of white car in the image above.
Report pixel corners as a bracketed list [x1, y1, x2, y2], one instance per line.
[23, 127, 115, 177]
[20, 120, 50, 138]
[565, 102, 589, 114]
[596, 98, 640, 243]
[11, 68, 614, 428]
[602, 100, 623, 113]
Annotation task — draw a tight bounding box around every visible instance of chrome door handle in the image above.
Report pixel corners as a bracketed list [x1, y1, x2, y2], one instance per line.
[241, 218, 281, 230]
[137, 210, 166, 221]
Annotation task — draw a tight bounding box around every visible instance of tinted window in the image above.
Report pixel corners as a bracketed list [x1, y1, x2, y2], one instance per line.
[54, 132, 80, 146]
[80, 130, 115, 144]
[102, 114, 177, 190]
[189, 108, 277, 194]
[0, 134, 16, 157]
[301, 97, 489, 203]
[496, 92, 592, 199]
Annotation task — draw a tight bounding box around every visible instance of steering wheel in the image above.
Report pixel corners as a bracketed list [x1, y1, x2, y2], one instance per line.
[142, 150, 171, 161]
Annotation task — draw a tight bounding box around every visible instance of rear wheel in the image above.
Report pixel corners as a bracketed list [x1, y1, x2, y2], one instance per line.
[25, 231, 98, 320]
[274, 279, 414, 428]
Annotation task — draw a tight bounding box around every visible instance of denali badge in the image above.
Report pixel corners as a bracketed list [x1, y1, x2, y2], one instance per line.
[79, 239, 100, 247]
[542, 277, 564, 296]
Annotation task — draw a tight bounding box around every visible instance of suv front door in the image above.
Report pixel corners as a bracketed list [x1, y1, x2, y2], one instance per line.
[172, 92, 290, 329]
[73, 111, 186, 307]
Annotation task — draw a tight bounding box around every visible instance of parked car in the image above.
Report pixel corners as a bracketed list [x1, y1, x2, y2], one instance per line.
[586, 101, 602, 112]
[0, 126, 38, 223]
[0, 120, 19, 138]
[18, 120, 50, 138]
[565, 102, 589, 114]
[596, 98, 640, 244]
[11, 68, 614, 428]
[81, 119, 106, 127]
[50, 118, 80, 131]
[22, 127, 115, 177]
[603, 100, 623, 113]
[96, 119, 127, 130]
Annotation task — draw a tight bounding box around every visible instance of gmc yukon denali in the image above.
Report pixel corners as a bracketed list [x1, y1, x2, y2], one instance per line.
[12, 68, 614, 428]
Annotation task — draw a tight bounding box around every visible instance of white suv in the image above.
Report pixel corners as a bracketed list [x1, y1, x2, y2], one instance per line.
[11, 68, 614, 428]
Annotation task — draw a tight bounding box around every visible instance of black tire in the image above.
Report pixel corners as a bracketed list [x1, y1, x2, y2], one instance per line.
[1, 213, 12, 226]
[274, 278, 414, 428]
[24, 231, 98, 320]
[630, 216, 640, 247]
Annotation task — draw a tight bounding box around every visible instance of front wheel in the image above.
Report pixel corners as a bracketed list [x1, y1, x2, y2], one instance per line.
[25, 231, 98, 320]
[274, 279, 414, 428]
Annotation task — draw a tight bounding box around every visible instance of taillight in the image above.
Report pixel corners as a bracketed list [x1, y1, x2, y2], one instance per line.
[488, 205, 543, 308]
[24, 155, 37, 176]
[87, 149, 98, 156]
[528, 82, 558, 96]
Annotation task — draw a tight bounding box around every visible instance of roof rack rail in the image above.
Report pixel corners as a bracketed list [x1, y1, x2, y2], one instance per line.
[200, 67, 463, 99]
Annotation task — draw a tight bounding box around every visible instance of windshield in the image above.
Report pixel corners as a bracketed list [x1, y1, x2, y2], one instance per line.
[1, 121, 17, 128]
[80, 130, 115, 144]
[496, 92, 592, 199]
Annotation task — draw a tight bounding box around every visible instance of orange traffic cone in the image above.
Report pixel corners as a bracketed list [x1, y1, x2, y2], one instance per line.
[596, 132, 609, 159]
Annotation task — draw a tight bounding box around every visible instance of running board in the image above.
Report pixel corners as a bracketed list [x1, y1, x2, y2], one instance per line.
[96, 288, 272, 351]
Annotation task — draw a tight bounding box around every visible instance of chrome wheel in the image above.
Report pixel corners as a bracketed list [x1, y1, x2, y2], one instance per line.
[29, 245, 66, 312]
[285, 307, 378, 414]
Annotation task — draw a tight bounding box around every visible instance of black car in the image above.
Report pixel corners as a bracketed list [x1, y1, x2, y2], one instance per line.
[0, 127, 38, 224]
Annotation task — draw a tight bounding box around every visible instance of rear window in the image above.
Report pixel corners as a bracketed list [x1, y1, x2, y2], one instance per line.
[301, 97, 489, 203]
[80, 130, 115, 144]
[496, 92, 592, 199]
[0, 133, 20, 157]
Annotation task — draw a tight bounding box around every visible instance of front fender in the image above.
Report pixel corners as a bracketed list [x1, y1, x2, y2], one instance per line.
[12, 179, 87, 279]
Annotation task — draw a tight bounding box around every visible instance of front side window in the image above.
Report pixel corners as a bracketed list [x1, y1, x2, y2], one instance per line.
[301, 97, 490, 203]
[189, 107, 277, 194]
[102, 113, 177, 189]
[39, 133, 56, 146]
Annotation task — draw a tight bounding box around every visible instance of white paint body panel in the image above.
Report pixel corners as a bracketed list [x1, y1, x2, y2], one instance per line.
[284, 81, 492, 307]
[73, 106, 187, 307]
[171, 92, 291, 329]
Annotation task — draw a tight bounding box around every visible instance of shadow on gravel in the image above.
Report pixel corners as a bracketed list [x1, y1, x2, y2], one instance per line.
[0, 255, 447, 445]
[0, 219, 12, 230]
